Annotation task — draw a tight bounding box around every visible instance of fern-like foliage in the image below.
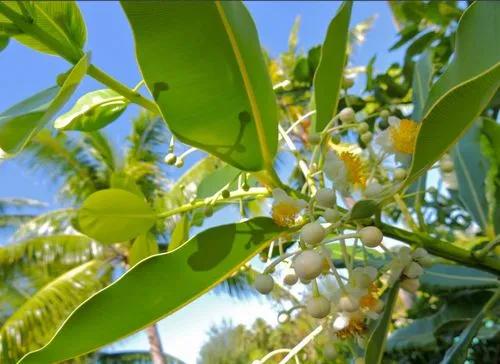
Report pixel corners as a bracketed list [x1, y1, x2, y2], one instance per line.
[0, 260, 113, 363]
[11, 208, 77, 241]
[0, 198, 46, 231]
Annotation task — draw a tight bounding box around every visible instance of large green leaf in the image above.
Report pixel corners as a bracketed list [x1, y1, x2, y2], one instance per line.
[0, 54, 89, 156]
[121, 1, 277, 171]
[441, 290, 500, 364]
[0, 1, 86, 58]
[420, 264, 499, 293]
[54, 89, 128, 131]
[313, 1, 352, 132]
[196, 164, 240, 199]
[406, 2, 500, 185]
[452, 121, 492, 235]
[20, 218, 283, 363]
[365, 283, 400, 364]
[388, 293, 491, 352]
[78, 189, 157, 244]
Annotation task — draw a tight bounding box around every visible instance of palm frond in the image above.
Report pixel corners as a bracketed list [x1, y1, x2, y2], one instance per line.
[21, 130, 110, 202]
[94, 351, 187, 364]
[0, 198, 46, 212]
[81, 131, 117, 173]
[0, 234, 105, 278]
[11, 208, 76, 241]
[0, 260, 113, 363]
[0, 215, 36, 230]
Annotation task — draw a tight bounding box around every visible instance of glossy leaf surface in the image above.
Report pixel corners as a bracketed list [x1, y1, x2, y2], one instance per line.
[20, 218, 283, 363]
[313, 1, 352, 132]
[129, 233, 158, 266]
[122, 1, 277, 171]
[78, 189, 156, 244]
[406, 2, 500, 185]
[54, 89, 128, 131]
[420, 264, 499, 293]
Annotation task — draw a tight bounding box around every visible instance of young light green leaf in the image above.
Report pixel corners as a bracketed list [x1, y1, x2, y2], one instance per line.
[441, 290, 500, 364]
[365, 283, 399, 364]
[54, 89, 128, 131]
[0, 53, 89, 157]
[167, 215, 189, 252]
[452, 121, 492, 235]
[0, 1, 86, 57]
[196, 165, 241, 199]
[313, 1, 352, 132]
[19, 217, 284, 363]
[129, 232, 158, 266]
[481, 119, 500, 235]
[110, 171, 144, 198]
[78, 189, 156, 244]
[121, 1, 278, 172]
[406, 2, 500, 186]
[349, 199, 379, 220]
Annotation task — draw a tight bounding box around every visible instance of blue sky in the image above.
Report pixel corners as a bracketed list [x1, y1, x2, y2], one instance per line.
[0, 2, 403, 363]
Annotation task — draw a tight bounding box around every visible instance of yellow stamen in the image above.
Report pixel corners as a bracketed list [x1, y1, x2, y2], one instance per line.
[272, 202, 300, 227]
[389, 119, 419, 154]
[359, 294, 378, 310]
[336, 318, 367, 339]
[339, 152, 366, 188]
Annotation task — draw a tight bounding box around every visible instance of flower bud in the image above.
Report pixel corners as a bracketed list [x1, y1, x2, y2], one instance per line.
[364, 181, 383, 199]
[339, 107, 356, 123]
[361, 131, 372, 144]
[315, 188, 336, 208]
[358, 122, 369, 133]
[440, 159, 454, 173]
[221, 189, 230, 198]
[306, 295, 331, 319]
[400, 278, 420, 293]
[254, 274, 274, 294]
[174, 158, 184, 168]
[204, 205, 214, 217]
[331, 135, 341, 144]
[338, 295, 359, 312]
[378, 119, 389, 130]
[300, 222, 326, 246]
[342, 77, 354, 89]
[359, 226, 383, 248]
[380, 110, 390, 119]
[242, 182, 250, 191]
[283, 269, 298, 286]
[323, 208, 341, 223]
[394, 168, 407, 180]
[293, 250, 324, 281]
[164, 153, 177, 165]
[403, 261, 423, 279]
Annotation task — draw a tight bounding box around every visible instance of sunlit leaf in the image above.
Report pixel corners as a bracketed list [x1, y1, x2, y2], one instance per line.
[129, 232, 158, 266]
[121, 1, 278, 171]
[20, 218, 284, 363]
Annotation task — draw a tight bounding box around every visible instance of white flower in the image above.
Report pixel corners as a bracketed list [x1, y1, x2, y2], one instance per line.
[271, 188, 306, 226]
[324, 151, 366, 195]
[376, 117, 419, 162]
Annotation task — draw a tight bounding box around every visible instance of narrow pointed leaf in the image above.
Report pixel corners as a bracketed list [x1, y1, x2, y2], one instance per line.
[420, 264, 499, 293]
[481, 119, 500, 235]
[78, 189, 156, 244]
[0, 54, 89, 156]
[441, 290, 500, 364]
[20, 218, 283, 363]
[121, 1, 277, 171]
[0, 1, 86, 57]
[313, 1, 352, 132]
[453, 121, 491, 234]
[365, 283, 399, 364]
[406, 2, 500, 185]
[54, 89, 128, 131]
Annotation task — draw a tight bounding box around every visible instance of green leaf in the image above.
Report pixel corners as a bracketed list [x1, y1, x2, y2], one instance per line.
[129, 232, 158, 266]
[110, 171, 144, 197]
[452, 121, 492, 234]
[121, 1, 277, 172]
[441, 290, 500, 364]
[365, 283, 400, 364]
[412, 51, 433, 121]
[196, 164, 240, 199]
[313, 1, 352, 132]
[0, 34, 8, 52]
[54, 89, 128, 131]
[349, 199, 379, 220]
[406, 2, 500, 185]
[388, 292, 491, 352]
[420, 264, 499, 294]
[19, 217, 283, 363]
[0, 53, 89, 156]
[167, 215, 189, 252]
[0, 1, 86, 56]
[481, 119, 500, 235]
[78, 189, 157, 244]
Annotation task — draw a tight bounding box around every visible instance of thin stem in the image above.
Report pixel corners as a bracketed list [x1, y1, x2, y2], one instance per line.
[284, 110, 317, 135]
[321, 246, 346, 292]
